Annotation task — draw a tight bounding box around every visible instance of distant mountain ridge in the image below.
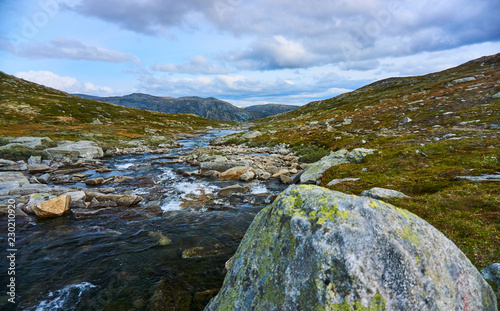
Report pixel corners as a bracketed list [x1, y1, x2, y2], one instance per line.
[243, 104, 300, 119]
[76, 93, 299, 122]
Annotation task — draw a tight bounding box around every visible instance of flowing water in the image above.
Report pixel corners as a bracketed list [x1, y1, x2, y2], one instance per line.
[0, 130, 288, 310]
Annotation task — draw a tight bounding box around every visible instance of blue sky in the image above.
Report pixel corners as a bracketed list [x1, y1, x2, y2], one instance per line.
[1, 0, 499, 107]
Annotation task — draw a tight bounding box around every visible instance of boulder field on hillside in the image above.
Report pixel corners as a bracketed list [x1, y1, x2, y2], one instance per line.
[206, 185, 497, 311]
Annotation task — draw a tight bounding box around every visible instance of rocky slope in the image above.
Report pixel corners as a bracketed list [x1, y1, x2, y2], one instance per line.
[0, 72, 229, 149]
[243, 103, 300, 119]
[213, 53, 500, 270]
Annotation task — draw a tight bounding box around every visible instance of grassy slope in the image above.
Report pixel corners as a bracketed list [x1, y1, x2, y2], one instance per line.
[245, 54, 500, 269]
[0, 71, 230, 149]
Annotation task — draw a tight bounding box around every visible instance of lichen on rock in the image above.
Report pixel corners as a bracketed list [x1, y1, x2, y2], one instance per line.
[205, 185, 497, 311]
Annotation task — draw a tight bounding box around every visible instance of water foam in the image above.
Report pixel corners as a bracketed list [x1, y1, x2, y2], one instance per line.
[35, 282, 96, 311]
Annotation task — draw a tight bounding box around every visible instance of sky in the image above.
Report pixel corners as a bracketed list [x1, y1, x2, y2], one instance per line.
[0, 0, 499, 107]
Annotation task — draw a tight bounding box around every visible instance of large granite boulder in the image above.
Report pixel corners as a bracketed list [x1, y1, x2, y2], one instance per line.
[45, 141, 103, 161]
[206, 185, 497, 311]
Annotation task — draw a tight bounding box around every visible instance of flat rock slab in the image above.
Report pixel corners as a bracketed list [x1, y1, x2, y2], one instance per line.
[45, 141, 103, 161]
[455, 175, 500, 181]
[360, 187, 411, 199]
[206, 185, 496, 311]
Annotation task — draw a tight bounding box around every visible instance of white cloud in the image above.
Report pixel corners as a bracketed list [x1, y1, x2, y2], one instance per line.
[15, 70, 115, 95]
[151, 55, 232, 74]
[14, 37, 140, 64]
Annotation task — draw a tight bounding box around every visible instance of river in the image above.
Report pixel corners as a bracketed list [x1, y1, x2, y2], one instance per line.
[0, 130, 288, 310]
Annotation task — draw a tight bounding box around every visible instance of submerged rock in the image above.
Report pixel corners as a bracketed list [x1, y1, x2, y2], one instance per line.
[206, 185, 497, 311]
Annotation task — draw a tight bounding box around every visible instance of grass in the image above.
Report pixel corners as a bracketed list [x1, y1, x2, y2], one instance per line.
[0, 71, 232, 148]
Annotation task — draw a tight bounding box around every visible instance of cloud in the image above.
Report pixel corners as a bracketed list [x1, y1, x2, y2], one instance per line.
[68, 0, 500, 70]
[15, 70, 114, 95]
[151, 55, 233, 74]
[13, 37, 139, 64]
[230, 36, 321, 70]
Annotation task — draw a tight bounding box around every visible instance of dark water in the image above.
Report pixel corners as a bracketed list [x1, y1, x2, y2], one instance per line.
[0, 130, 287, 310]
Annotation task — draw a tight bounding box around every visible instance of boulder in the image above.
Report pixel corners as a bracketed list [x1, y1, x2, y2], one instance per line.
[201, 170, 220, 179]
[27, 156, 42, 164]
[200, 161, 250, 173]
[238, 170, 255, 182]
[65, 191, 86, 208]
[299, 149, 349, 184]
[38, 173, 51, 184]
[0, 159, 28, 171]
[85, 193, 142, 207]
[346, 148, 376, 164]
[11, 136, 53, 149]
[32, 194, 71, 218]
[217, 184, 250, 197]
[278, 174, 293, 184]
[241, 131, 262, 139]
[220, 167, 253, 180]
[206, 185, 497, 311]
[45, 141, 103, 161]
[361, 187, 411, 199]
[493, 92, 500, 99]
[254, 169, 271, 180]
[85, 177, 105, 186]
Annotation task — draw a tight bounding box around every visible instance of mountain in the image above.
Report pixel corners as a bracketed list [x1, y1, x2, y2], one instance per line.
[76, 93, 300, 122]
[243, 103, 300, 119]
[0, 72, 226, 147]
[220, 53, 500, 269]
[76, 93, 254, 122]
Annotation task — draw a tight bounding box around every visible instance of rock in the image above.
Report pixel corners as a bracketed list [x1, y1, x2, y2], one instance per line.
[218, 184, 250, 197]
[29, 176, 40, 184]
[201, 170, 220, 179]
[182, 245, 231, 259]
[0, 159, 28, 171]
[452, 76, 476, 83]
[11, 136, 53, 149]
[85, 193, 142, 207]
[27, 164, 51, 174]
[493, 92, 500, 99]
[32, 194, 71, 218]
[27, 156, 42, 164]
[85, 177, 105, 186]
[299, 149, 349, 184]
[327, 177, 360, 186]
[66, 191, 86, 208]
[45, 141, 103, 161]
[454, 174, 500, 182]
[96, 166, 112, 173]
[0, 172, 29, 184]
[482, 263, 500, 300]
[26, 193, 57, 214]
[89, 198, 117, 208]
[238, 170, 255, 182]
[401, 116, 413, 124]
[113, 176, 134, 183]
[220, 167, 253, 180]
[206, 185, 497, 310]
[490, 124, 500, 130]
[90, 118, 103, 125]
[254, 169, 271, 180]
[346, 148, 376, 164]
[241, 131, 262, 139]
[200, 161, 250, 173]
[148, 231, 172, 246]
[278, 174, 293, 184]
[361, 187, 411, 199]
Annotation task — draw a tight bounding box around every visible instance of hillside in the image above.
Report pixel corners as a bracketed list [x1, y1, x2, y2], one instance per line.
[243, 103, 300, 119]
[218, 53, 500, 269]
[0, 72, 228, 148]
[77, 93, 255, 122]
